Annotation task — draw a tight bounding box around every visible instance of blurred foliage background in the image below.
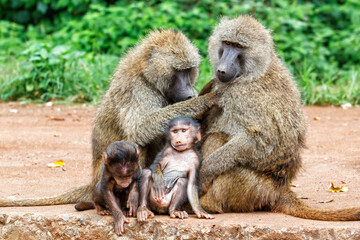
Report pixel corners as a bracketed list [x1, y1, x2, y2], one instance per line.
[0, 0, 359, 105]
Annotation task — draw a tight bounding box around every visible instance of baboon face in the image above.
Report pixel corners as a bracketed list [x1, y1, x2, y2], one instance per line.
[165, 68, 195, 102]
[216, 41, 244, 83]
[208, 16, 273, 82]
[142, 30, 200, 103]
[168, 121, 200, 152]
[166, 117, 201, 151]
[103, 141, 139, 188]
[107, 160, 138, 188]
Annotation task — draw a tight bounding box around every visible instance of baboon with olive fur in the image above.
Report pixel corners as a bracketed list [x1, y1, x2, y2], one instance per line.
[0, 29, 216, 207]
[198, 15, 360, 221]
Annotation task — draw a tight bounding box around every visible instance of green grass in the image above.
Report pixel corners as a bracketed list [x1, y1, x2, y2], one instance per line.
[0, 42, 118, 103]
[195, 59, 213, 93]
[295, 60, 360, 106]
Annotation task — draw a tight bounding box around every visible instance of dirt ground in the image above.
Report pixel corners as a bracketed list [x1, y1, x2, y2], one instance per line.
[0, 102, 359, 229]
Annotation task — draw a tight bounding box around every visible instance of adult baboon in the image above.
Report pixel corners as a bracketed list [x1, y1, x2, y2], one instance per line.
[198, 15, 360, 221]
[0, 29, 216, 207]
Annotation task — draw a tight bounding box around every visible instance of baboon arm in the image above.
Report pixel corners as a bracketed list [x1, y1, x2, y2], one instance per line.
[125, 92, 216, 146]
[187, 164, 203, 213]
[150, 154, 166, 199]
[103, 187, 122, 216]
[199, 133, 263, 185]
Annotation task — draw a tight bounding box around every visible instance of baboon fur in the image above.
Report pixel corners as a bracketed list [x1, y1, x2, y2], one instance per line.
[198, 15, 360, 221]
[0, 29, 216, 207]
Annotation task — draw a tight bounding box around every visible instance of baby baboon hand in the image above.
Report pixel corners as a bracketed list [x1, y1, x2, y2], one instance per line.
[152, 172, 165, 200]
[137, 206, 154, 222]
[126, 191, 138, 217]
[169, 210, 188, 219]
[114, 213, 129, 235]
[195, 210, 214, 219]
[126, 200, 137, 217]
[98, 209, 111, 216]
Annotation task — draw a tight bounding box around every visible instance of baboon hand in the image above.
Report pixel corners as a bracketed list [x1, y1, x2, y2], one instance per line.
[126, 193, 138, 217]
[195, 210, 214, 219]
[203, 91, 218, 108]
[137, 206, 154, 222]
[170, 210, 188, 219]
[114, 213, 129, 235]
[199, 79, 214, 96]
[152, 172, 165, 200]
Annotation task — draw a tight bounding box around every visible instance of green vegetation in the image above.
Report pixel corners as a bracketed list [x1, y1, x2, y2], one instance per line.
[0, 0, 359, 105]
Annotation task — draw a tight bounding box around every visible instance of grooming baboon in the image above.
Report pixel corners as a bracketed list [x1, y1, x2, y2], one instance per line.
[0, 29, 216, 207]
[198, 15, 360, 221]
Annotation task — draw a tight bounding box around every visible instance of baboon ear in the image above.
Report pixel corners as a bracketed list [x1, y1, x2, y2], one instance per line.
[135, 147, 139, 159]
[196, 127, 202, 143]
[102, 152, 109, 165]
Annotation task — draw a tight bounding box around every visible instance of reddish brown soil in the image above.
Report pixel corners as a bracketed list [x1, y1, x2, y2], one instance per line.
[0, 102, 359, 228]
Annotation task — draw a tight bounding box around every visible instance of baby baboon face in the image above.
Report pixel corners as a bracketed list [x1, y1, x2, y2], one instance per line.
[104, 141, 139, 188]
[168, 119, 201, 152]
[165, 68, 196, 103]
[216, 41, 244, 83]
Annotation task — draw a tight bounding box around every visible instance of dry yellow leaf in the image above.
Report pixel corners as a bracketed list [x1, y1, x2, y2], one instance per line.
[47, 160, 65, 168]
[329, 182, 348, 192]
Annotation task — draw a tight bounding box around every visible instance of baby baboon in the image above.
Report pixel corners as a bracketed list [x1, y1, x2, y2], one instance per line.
[198, 15, 360, 221]
[137, 116, 213, 221]
[0, 29, 216, 207]
[76, 141, 141, 235]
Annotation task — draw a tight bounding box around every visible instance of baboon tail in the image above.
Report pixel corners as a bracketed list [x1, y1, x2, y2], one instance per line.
[75, 201, 95, 211]
[0, 184, 92, 207]
[274, 189, 360, 221]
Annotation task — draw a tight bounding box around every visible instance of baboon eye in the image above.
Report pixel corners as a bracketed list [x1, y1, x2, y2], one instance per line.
[182, 129, 187, 132]
[224, 41, 231, 45]
[173, 130, 178, 133]
[235, 43, 243, 49]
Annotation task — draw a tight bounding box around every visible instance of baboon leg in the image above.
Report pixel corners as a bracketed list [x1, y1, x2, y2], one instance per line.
[75, 201, 95, 211]
[200, 167, 279, 213]
[137, 145, 148, 168]
[92, 156, 104, 188]
[198, 132, 229, 195]
[201, 132, 229, 159]
[169, 178, 189, 219]
[201, 168, 360, 221]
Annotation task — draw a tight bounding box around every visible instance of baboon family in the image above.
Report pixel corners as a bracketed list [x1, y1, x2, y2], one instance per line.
[1, 15, 359, 224]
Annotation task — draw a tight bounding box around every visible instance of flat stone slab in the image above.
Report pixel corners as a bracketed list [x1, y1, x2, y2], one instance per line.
[1, 205, 360, 239]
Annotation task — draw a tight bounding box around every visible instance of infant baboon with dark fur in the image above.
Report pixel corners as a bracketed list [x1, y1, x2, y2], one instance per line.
[0, 29, 216, 207]
[137, 116, 213, 221]
[198, 15, 360, 221]
[75, 141, 141, 235]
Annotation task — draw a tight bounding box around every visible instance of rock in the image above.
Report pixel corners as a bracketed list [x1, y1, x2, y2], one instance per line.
[0, 213, 359, 239]
[0, 214, 6, 225]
